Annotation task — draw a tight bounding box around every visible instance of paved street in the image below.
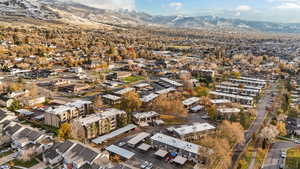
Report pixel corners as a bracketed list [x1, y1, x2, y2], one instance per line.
[262, 141, 297, 169]
[231, 83, 277, 169]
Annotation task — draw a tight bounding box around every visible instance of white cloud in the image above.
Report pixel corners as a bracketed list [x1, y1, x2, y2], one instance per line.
[69, 0, 136, 11]
[277, 2, 300, 9]
[168, 2, 183, 11]
[236, 5, 252, 11]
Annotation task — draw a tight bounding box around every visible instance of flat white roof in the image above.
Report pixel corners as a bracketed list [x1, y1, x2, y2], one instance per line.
[92, 124, 137, 144]
[182, 97, 200, 106]
[221, 82, 262, 90]
[133, 111, 159, 119]
[174, 123, 215, 136]
[190, 105, 204, 112]
[114, 88, 135, 95]
[127, 132, 150, 146]
[102, 94, 121, 101]
[210, 99, 231, 104]
[210, 91, 254, 101]
[155, 87, 176, 95]
[160, 78, 183, 87]
[16, 109, 34, 116]
[229, 78, 266, 85]
[151, 133, 200, 154]
[216, 85, 260, 93]
[240, 77, 267, 82]
[140, 93, 159, 103]
[46, 100, 91, 115]
[217, 108, 241, 114]
[134, 83, 150, 88]
[105, 145, 135, 159]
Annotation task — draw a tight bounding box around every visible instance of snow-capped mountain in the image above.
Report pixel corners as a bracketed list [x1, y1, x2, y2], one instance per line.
[1, 0, 300, 33]
[0, 0, 59, 19]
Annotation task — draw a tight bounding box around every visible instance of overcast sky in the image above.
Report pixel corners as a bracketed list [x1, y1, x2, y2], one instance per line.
[68, 0, 300, 23]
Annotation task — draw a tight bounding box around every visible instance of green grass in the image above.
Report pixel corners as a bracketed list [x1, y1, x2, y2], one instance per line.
[11, 158, 39, 168]
[0, 149, 13, 158]
[285, 147, 300, 169]
[122, 76, 144, 84]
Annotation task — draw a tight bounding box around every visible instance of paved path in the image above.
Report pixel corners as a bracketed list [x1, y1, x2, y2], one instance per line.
[231, 83, 276, 169]
[0, 152, 17, 165]
[262, 141, 297, 169]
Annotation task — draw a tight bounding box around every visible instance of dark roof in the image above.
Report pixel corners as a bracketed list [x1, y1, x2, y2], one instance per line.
[5, 124, 22, 135]
[0, 112, 6, 120]
[15, 128, 42, 142]
[57, 140, 74, 154]
[79, 163, 101, 169]
[68, 143, 99, 163]
[81, 147, 99, 163]
[44, 142, 62, 160]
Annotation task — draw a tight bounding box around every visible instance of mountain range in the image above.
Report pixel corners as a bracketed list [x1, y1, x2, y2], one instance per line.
[1, 0, 300, 33]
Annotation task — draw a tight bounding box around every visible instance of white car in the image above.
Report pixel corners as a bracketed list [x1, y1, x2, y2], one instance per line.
[295, 140, 300, 144]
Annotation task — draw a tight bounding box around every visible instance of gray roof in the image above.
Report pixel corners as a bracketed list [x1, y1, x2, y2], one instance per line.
[5, 124, 22, 135]
[92, 124, 137, 144]
[57, 140, 75, 153]
[105, 145, 135, 159]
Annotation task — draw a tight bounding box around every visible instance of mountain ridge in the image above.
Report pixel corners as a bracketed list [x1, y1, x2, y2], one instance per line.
[1, 0, 300, 33]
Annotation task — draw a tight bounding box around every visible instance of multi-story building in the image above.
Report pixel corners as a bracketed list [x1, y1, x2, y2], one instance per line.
[44, 100, 92, 127]
[73, 108, 127, 140]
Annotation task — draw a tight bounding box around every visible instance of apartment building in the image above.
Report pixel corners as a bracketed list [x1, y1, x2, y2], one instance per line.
[44, 100, 92, 127]
[73, 108, 127, 140]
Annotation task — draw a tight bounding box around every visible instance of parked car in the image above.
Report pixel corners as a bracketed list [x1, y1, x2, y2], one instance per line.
[118, 142, 126, 147]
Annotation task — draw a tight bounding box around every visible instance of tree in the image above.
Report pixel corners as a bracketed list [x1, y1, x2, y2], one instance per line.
[199, 136, 232, 169]
[120, 91, 142, 113]
[58, 123, 72, 140]
[29, 85, 39, 97]
[218, 120, 245, 145]
[151, 94, 187, 117]
[208, 105, 217, 120]
[276, 121, 287, 136]
[194, 86, 210, 97]
[8, 100, 21, 111]
[259, 125, 279, 148]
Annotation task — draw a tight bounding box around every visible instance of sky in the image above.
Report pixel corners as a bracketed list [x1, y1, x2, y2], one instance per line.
[69, 0, 300, 23]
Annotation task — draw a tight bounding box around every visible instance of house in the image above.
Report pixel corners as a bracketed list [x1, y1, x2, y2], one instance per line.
[44, 140, 103, 169]
[73, 108, 127, 140]
[0, 108, 17, 123]
[229, 78, 266, 87]
[172, 123, 216, 142]
[22, 96, 46, 107]
[4, 121, 52, 153]
[132, 111, 160, 126]
[102, 94, 121, 105]
[210, 91, 254, 106]
[59, 84, 90, 93]
[7, 89, 29, 99]
[113, 87, 135, 96]
[217, 108, 241, 119]
[44, 100, 92, 127]
[215, 85, 260, 97]
[150, 133, 202, 163]
[191, 69, 215, 79]
[83, 60, 104, 69]
[182, 97, 200, 108]
[140, 93, 159, 103]
[160, 78, 183, 88]
[106, 72, 132, 80]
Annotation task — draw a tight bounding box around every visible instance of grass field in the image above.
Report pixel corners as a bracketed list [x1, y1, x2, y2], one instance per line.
[285, 147, 300, 169]
[160, 114, 186, 125]
[122, 76, 145, 84]
[11, 158, 39, 168]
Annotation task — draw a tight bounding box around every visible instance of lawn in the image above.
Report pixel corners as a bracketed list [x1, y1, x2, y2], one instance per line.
[160, 114, 186, 125]
[0, 149, 13, 158]
[10, 158, 39, 168]
[285, 147, 300, 169]
[122, 76, 145, 84]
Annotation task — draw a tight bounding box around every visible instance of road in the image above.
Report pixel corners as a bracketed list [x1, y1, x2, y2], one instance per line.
[262, 141, 297, 169]
[231, 83, 276, 169]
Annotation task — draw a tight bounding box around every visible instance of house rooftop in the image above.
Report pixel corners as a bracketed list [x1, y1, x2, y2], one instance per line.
[182, 97, 200, 106]
[133, 111, 159, 119]
[105, 145, 135, 160]
[150, 133, 200, 154]
[174, 123, 215, 136]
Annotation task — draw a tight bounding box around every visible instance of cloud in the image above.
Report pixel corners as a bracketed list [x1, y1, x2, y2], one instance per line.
[236, 5, 252, 11]
[277, 2, 300, 8]
[168, 2, 183, 11]
[68, 0, 136, 11]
